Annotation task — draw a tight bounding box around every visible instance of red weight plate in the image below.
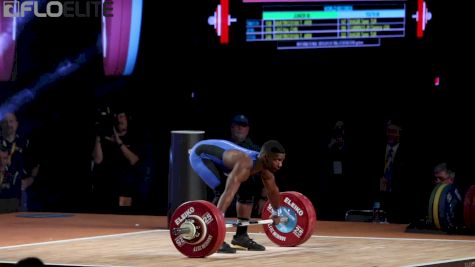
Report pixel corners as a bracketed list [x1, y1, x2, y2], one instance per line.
[463, 185, 475, 229]
[288, 191, 316, 244]
[220, 0, 229, 44]
[471, 188, 475, 229]
[416, 0, 423, 38]
[262, 191, 316, 247]
[169, 200, 225, 258]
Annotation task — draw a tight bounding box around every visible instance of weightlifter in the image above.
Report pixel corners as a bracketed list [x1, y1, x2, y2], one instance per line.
[189, 139, 285, 253]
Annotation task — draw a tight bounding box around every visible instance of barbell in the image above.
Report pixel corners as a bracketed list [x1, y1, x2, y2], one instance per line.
[169, 191, 317, 258]
[172, 216, 290, 237]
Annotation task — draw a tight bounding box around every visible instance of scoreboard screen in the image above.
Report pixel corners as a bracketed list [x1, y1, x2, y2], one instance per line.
[205, 0, 431, 50]
[245, 1, 406, 49]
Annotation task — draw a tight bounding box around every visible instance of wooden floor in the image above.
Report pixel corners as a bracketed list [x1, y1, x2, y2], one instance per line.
[1, 212, 475, 266]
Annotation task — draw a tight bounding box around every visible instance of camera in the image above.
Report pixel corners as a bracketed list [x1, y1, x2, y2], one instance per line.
[95, 106, 117, 138]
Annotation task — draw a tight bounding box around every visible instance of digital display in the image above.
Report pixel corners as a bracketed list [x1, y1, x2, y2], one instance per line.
[204, 0, 431, 50]
[243, 0, 405, 2]
[245, 2, 406, 49]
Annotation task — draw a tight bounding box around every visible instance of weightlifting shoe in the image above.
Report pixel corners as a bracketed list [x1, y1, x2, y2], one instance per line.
[231, 234, 265, 251]
[217, 241, 237, 253]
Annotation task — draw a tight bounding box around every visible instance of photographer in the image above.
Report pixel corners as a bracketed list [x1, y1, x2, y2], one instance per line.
[92, 107, 141, 213]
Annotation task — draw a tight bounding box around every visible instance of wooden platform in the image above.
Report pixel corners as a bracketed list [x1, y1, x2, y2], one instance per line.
[1, 212, 475, 266]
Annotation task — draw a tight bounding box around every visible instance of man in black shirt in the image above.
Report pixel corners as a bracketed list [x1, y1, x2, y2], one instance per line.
[92, 109, 141, 213]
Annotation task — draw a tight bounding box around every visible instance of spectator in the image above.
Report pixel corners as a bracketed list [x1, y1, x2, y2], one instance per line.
[433, 163, 455, 184]
[0, 112, 39, 211]
[377, 119, 411, 223]
[322, 120, 352, 220]
[16, 257, 45, 267]
[230, 114, 259, 151]
[380, 121, 403, 193]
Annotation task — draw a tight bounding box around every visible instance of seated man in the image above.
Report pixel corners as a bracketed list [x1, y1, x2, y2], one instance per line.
[433, 163, 455, 184]
[189, 139, 285, 253]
